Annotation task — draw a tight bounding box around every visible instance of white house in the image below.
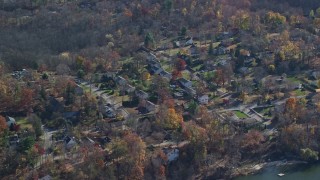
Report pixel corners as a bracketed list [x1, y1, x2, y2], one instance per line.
[5, 116, 16, 127]
[40, 175, 52, 180]
[198, 94, 209, 104]
[185, 38, 193, 46]
[64, 136, 77, 149]
[164, 148, 179, 163]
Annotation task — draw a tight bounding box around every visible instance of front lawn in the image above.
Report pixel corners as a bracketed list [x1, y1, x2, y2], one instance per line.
[293, 89, 307, 96]
[234, 110, 249, 118]
[287, 76, 301, 83]
[16, 117, 32, 129]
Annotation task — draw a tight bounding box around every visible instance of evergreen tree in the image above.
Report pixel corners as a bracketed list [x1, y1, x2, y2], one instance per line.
[65, 83, 75, 106]
[40, 86, 46, 101]
[208, 42, 214, 55]
[144, 32, 154, 48]
[180, 26, 187, 37]
[309, 9, 315, 19]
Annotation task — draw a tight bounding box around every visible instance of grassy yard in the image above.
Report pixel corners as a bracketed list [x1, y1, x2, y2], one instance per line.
[253, 107, 273, 118]
[287, 76, 301, 83]
[80, 84, 91, 93]
[293, 89, 307, 96]
[234, 110, 249, 118]
[16, 117, 32, 129]
[191, 64, 203, 71]
[182, 70, 191, 80]
[162, 64, 173, 72]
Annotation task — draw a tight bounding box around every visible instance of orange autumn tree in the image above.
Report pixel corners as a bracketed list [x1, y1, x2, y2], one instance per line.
[0, 116, 7, 135]
[0, 78, 34, 113]
[111, 132, 146, 179]
[157, 104, 183, 129]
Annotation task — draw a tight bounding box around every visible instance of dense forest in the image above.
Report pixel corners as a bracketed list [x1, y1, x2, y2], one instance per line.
[0, 0, 319, 70]
[1, 0, 320, 179]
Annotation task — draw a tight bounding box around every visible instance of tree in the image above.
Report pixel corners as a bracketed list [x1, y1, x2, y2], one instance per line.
[19, 136, 35, 153]
[317, 7, 320, 17]
[208, 41, 214, 55]
[164, 0, 173, 14]
[42, 73, 48, 80]
[310, 10, 315, 19]
[180, 26, 187, 37]
[40, 86, 47, 101]
[157, 105, 183, 129]
[28, 114, 43, 138]
[175, 58, 187, 71]
[56, 63, 70, 75]
[0, 116, 7, 135]
[144, 32, 154, 48]
[241, 130, 265, 152]
[183, 122, 208, 165]
[65, 83, 75, 106]
[300, 148, 319, 161]
[77, 69, 85, 79]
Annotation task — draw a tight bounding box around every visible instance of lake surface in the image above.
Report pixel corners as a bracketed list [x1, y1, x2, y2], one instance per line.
[235, 163, 320, 180]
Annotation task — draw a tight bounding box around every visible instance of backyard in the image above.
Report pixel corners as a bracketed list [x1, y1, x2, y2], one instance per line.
[253, 107, 274, 119]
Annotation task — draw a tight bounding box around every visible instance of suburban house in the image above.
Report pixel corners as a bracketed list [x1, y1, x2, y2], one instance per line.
[185, 37, 193, 46]
[214, 46, 229, 55]
[135, 90, 149, 99]
[189, 44, 200, 57]
[11, 69, 32, 80]
[9, 134, 20, 145]
[198, 94, 209, 104]
[125, 84, 136, 94]
[147, 53, 157, 61]
[163, 148, 179, 163]
[311, 71, 320, 80]
[148, 59, 161, 68]
[75, 86, 84, 96]
[178, 78, 193, 89]
[115, 76, 127, 86]
[173, 41, 181, 48]
[39, 175, 52, 180]
[5, 116, 16, 127]
[238, 67, 251, 76]
[159, 70, 172, 80]
[150, 65, 164, 75]
[185, 86, 197, 96]
[145, 100, 157, 112]
[64, 136, 77, 149]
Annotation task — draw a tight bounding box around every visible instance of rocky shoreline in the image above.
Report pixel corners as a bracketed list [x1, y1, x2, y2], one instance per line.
[230, 160, 308, 179]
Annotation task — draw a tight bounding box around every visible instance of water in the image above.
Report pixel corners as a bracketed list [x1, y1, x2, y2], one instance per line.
[235, 163, 320, 180]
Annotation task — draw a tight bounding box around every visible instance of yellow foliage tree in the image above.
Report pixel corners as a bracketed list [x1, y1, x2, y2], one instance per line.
[157, 105, 183, 129]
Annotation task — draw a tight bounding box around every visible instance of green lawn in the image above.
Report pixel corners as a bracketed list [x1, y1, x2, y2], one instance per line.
[191, 64, 203, 71]
[287, 77, 301, 83]
[293, 89, 306, 96]
[253, 107, 273, 118]
[181, 70, 191, 80]
[16, 117, 32, 129]
[234, 110, 249, 118]
[162, 64, 173, 72]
